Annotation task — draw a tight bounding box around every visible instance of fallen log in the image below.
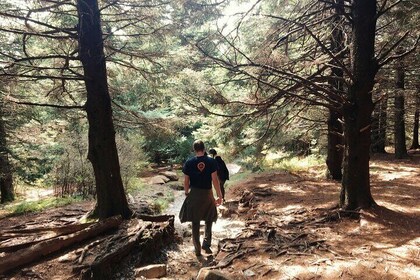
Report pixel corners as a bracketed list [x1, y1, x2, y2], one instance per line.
[0, 233, 33, 241]
[0, 216, 122, 275]
[0, 222, 94, 235]
[137, 214, 174, 223]
[0, 223, 95, 253]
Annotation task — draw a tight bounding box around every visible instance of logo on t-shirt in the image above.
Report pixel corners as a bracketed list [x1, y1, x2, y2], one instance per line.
[197, 162, 205, 172]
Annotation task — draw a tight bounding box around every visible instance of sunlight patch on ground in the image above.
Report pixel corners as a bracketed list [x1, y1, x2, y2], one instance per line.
[377, 171, 417, 181]
[372, 243, 396, 250]
[234, 253, 420, 280]
[281, 205, 303, 212]
[371, 162, 419, 181]
[385, 238, 420, 263]
[272, 184, 307, 194]
[277, 205, 306, 223]
[375, 200, 420, 214]
[213, 218, 245, 238]
[277, 263, 340, 279]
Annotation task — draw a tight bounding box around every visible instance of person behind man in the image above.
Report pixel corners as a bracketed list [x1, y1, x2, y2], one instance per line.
[208, 148, 229, 202]
[179, 140, 223, 257]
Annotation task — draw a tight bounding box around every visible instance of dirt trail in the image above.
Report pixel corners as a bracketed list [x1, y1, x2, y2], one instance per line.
[163, 192, 245, 278]
[162, 163, 245, 279]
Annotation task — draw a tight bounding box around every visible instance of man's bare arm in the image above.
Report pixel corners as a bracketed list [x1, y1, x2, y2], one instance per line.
[211, 171, 223, 205]
[184, 175, 190, 195]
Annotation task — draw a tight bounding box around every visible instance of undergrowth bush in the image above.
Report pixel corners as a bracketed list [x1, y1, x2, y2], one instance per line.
[51, 127, 148, 197]
[52, 128, 95, 198]
[268, 153, 325, 172]
[7, 196, 83, 215]
[150, 192, 175, 213]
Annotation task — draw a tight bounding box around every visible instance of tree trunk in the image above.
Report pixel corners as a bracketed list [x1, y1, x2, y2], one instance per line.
[371, 95, 387, 153]
[0, 101, 13, 204]
[340, 0, 377, 210]
[326, 0, 344, 180]
[77, 0, 131, 219]
[409, 90, 419, 149]
[327, 111, 343, 180]
[394, 54, 408, 158]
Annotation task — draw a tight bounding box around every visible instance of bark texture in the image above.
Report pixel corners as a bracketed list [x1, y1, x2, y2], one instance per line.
[340, 0, 377, 210]
[326, 0, 345, 180]
[0, 101, 13, 203]
[394, 55, 408, 158]
[410, 90, 419, 149]
[371, 96, 387, 153]
[327, 110, 343, 180]
[77, 0, 131, 219]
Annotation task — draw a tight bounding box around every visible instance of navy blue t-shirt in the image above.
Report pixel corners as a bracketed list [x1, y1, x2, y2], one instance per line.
[182, 155, 217, 189]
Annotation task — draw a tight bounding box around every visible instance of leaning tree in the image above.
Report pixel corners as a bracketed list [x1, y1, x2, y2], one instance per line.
[0, 0, 170, 218]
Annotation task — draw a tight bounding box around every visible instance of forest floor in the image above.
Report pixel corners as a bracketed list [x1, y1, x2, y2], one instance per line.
[160, 152, 420, 280]
[0, 152, 419, 280]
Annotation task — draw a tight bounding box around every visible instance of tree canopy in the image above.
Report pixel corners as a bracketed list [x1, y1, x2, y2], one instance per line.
[0, 0, 418, 213]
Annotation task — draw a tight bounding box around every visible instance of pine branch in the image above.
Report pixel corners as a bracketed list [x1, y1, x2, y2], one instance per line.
[5, 97, 85, 110]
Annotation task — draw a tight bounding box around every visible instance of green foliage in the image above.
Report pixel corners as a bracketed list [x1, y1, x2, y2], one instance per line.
[9, 109, 68, 186]
[269, 154, 325, 173]
[150, 192, 175, 214]
[49, 121, 95, 197]
[7, 196, 83, 216]
[234, 150, 324, 175]
[228, 169, 252, 185]
[142, 121, 201, 164]
[125, 177, 147, 194]
[117, 134, 149, 190]
[51, 124, 150, 196]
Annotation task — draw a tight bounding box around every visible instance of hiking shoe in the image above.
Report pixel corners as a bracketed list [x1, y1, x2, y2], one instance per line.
[202, 245, 213, 254]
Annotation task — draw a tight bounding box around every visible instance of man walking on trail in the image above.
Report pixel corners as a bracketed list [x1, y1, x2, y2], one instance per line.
[208, 148, 229, 202]
[179, 140, 223, 257]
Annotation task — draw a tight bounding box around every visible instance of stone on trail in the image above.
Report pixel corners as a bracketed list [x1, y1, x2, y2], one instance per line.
[196, 268, 232, 280]
[158, 171, 179, 181]
[135, 264, 167, 278]
[168, 183, 184, 191]
[149, 175, 170, 185]
[243, 269, 256, 277]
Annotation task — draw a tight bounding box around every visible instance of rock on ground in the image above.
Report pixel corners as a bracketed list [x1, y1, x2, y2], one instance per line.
[149, 175, 171, 184]
[158, 171, 179, 181]
[196, 268, 232, 280]
[135, 264, 167, 279]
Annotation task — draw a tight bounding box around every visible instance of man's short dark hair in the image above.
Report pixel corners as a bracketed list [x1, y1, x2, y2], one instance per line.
[208, 148, 217, 156]
[193, 140, 205, 152]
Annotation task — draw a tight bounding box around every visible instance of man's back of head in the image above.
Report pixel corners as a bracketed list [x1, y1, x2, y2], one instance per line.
[193, 140, 205, 152]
